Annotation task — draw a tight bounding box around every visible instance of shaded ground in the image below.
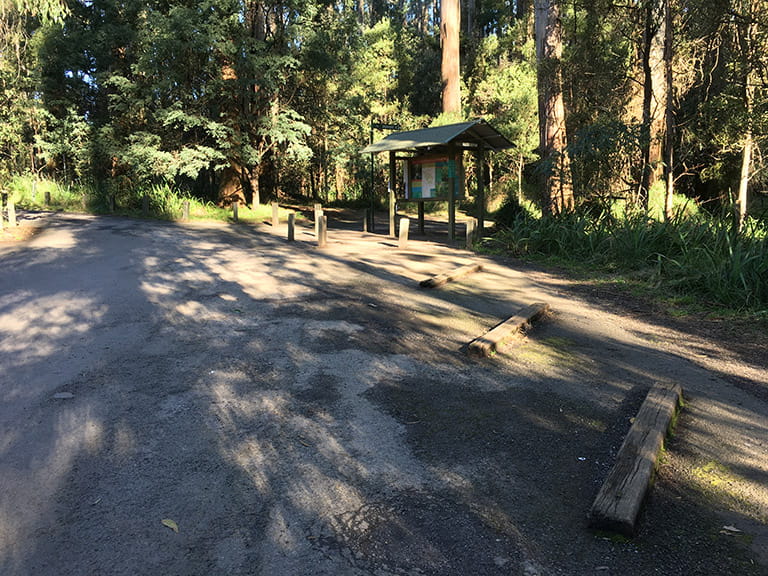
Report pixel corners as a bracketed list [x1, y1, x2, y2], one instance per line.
[0, 210, 766, 576]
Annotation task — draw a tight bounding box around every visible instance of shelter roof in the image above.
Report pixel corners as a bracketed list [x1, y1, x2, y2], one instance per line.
[360, 119, 514, 154]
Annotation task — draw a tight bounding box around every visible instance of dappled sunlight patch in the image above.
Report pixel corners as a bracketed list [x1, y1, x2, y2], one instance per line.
[0, 293, 106, 362]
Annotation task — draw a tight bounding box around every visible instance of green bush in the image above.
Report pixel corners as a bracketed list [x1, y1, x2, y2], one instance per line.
[486, 204, 768, 311]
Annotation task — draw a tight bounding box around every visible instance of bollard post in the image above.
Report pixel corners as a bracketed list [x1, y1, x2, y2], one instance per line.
[44, 190, 51, 206]
[398, 217, 410, 249]
[314, 203, 323, 238]
[182, 200, 190, 221]
[466, 218, 476, 249]
[109, 194, 116, 213]
[288, 213, 295, 241]
[317, 214, 327, 248]
[233, 200, 239, 222]
[271, 201, 279, 227]
[0, 194, 4, 231]
[142, 194, 149, 216]
[363, 209, 369, 233]
[8, 197, 16, 227]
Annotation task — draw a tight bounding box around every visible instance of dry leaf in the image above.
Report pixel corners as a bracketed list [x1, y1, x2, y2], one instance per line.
[162, 518, 179, 533]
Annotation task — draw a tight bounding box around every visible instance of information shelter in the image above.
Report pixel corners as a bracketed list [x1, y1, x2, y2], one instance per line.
[360, 120, 513, 240]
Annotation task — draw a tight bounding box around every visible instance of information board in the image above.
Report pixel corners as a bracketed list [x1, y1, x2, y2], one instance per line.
[405, 155, 460, 200]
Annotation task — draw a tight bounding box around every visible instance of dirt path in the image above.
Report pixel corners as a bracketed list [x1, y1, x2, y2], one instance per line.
[1, 212, 766, 576]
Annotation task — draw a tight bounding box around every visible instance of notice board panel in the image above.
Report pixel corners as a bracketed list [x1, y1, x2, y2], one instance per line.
[404, 155, 461, 200]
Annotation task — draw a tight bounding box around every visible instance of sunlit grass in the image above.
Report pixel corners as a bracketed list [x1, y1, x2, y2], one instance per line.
[484, 196, 768, 314]
[8, 175, 297, 223]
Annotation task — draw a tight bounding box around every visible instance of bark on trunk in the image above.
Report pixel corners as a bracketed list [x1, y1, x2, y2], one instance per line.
[441, 0, 461, 114]
[663, 0, 674, 221]
[638, 0, 665, 209]
[736, 0, 756, 232]
[534, 0, 573, 215]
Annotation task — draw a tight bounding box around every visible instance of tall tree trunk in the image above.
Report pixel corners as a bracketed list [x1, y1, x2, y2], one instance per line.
[662, 0, 674, 221]
[534, 0, 573, 215]
[441, 0, 461, 114]
[736, 0, 757, 232]
[638, 0, 665, 209]
[357, 0, 365, 27]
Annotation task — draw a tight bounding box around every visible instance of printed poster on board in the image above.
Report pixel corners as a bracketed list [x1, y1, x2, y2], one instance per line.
[405, 156, 459, 199]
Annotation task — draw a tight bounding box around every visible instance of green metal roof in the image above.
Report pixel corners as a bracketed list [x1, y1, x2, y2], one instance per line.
[360, 119, 514, 154]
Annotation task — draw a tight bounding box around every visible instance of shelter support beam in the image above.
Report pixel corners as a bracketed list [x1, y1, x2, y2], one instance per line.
[476, 147, 486, 234]
[389, 151, 396, 237]
[448, 146, 456, 241]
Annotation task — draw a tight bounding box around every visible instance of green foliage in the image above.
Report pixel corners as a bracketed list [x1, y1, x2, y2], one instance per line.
[468, 34, 538, 158]
[9, 173, 90, 211]
[568, 120, 642, 200]
[488, 203, 768, 311]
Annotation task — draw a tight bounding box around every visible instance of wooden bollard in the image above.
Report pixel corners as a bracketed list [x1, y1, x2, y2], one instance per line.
[142, 194, 149, 216]
[272, 201, 279, 227]
[314, 204, 323, 238]
[317, 214, 327, 248]
[8, 197, 16, 227]
[182, 200, 190, 221]
[398, 217, 410, 249]
[466, 218, 476, 249]
[288, 213, 295, 241]
[44, 190, 51, 206]
[0, 195, 4, 231]
[109, 194, 116, 213]
[233, 201, 240, 222]
[363, 209, 369, 233]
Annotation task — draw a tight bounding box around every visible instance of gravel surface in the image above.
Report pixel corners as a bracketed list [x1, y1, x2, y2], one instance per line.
[1, 211, 766, 575]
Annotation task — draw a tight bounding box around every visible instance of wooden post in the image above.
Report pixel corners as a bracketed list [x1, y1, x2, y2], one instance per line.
[388, 151, 396, 237]
[448, 147, 456, 241]
[477, 147, 486, 235]
[0, 194, 4, 231]
[44, 190, 51, 206]
[363, 209, 369, 233]
[182, 200, 190, 221]
[398, 217, 410, 249]
[317, 214, 327, 248]
[233, 201, 239, 222]
[288, 213, 295, 241]
[271, 201, 279, 227]
[418, 201, 425, 235]
[8, 197, 16, 227]
[142, 194, 149, 216]
[466, 218, 476, 249]
[109, 194, 116, 213]
[314, 203, 323, 238]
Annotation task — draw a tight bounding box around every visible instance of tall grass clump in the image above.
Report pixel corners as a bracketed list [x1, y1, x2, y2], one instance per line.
[488, 202, 768, 312]
[9, 174, 93, 211]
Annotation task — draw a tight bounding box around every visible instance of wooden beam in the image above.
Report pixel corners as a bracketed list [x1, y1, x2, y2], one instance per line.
[467, 302, 550, 357]
[589, 382, 683, 536]
[419, 263, 483, 289]
[476, 147, 486, 234]
[389, 151, 396, 237]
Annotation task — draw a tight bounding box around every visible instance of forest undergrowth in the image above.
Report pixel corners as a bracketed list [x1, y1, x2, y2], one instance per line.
[484, 200, 768, 316]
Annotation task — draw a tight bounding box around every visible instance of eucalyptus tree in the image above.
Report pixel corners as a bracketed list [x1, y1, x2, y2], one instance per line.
[0, 0, 68, 179]
[534, 0, 573, 214]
